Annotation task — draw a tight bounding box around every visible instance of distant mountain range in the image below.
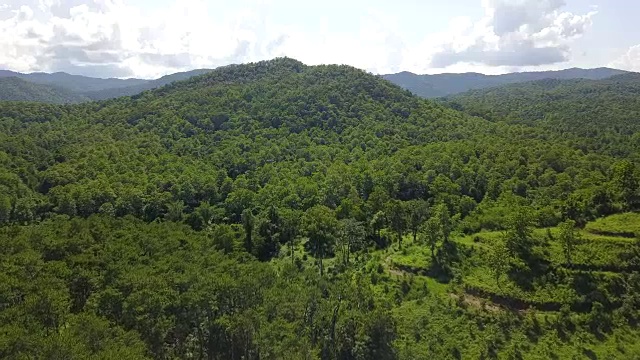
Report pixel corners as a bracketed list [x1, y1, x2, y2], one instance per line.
[0, 70, 147, 93]
[0, 77, 91, 103]
[0, 68, 215, 103]
[381, 67, 629, 98]
[0, 65, 631, 103]
[84, 69, 214, 100]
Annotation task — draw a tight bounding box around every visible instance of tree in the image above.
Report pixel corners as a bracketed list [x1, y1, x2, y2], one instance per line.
[279, 208, 301, 264]
[387, 200, 407, 248]
[419, 203, 453, 260]
[407, 199, 430, 244]
[433, 203, 452, 243]
[0, 194, 10, 223]
[241, 208, 254, 253]
[165, 200, 185, 222]
[254, 206, 282, 260]
[367, 186, 390, 216]
[612, 160, 638, 210]
[504, 207, 535, 259]
[304, 205, 339, 275]
[558, 219, 580, 266]
[338, 218, 366, 265]
[488, 239, 510, 288]
[421, 216, 441, 259]
[370, 211, 386, 244]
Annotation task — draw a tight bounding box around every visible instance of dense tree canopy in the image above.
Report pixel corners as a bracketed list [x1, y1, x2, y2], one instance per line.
[1, 58, 640, 359]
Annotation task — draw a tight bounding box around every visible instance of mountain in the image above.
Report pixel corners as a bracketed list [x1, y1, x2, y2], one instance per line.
[442, 73, 640, 156]
[0, 76, 90, 103]
[0, 68, 216, 103]
[84, 68, 214, 100]
[2, 65, 628, 104]
[0, 70, 147, 93]
[383, 67, 629, 98]
[1, 58, 640, 359]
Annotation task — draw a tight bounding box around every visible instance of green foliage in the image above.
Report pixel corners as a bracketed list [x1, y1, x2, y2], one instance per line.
[558, 219, 580, 265]
[488, 238, 510, 288]
[446, 73, 640, 159]
[612, 160, 639, 210]
[2, 58, 640, 358]
[304, 205, 339, 275]
[585, 212, 640, 237]
[503, 207, 536, 259]
[421, 215, 441, 259]
[337, 218, 366, 265]
[0, 215, 397, 359]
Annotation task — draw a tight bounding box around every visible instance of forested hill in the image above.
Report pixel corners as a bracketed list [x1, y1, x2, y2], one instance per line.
[2, 58, 640, 359]
[443, 72, 640, 157]
[2, 63, 628, 104]
[0, 76, 90, 103]
[383, 67, 629, 98]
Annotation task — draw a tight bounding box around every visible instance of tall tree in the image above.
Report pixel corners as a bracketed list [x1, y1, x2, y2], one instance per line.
[504, 207, 535, 259]
[387, 200, 407, 248]
[241, 208, 254, 254]
[612, 160, 638, 210]
[421, 216, 442, 259]
[165, 200, 185, 222]
[370, 211, 386, 245]
[279, 208, 301, 264]
[338, 218, 366, 265]
[558, 219, 580, 266]
[488, 238, 510, 288]
[434, 203, 452, 243]
[407, 199, 430, 244]
[304, 205, 339, 275]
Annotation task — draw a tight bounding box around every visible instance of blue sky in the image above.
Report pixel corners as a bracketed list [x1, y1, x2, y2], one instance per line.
[1, 0, 639, 78]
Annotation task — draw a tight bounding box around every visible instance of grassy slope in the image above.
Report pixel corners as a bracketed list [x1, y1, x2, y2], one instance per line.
[267, 212, 640, 359]
[374, 213, 640, 358]
[585, 212, 640, 237]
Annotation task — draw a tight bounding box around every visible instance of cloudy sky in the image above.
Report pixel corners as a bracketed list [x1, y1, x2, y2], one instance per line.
[1, 0, 639, 79]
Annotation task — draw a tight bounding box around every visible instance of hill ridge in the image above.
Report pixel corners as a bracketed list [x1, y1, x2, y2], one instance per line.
[383, 66, 630, 98]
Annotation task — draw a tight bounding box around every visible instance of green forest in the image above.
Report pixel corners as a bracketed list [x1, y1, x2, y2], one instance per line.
[1, 58, 640, 359]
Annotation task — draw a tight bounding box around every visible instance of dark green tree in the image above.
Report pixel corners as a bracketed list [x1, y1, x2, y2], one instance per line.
[304, 205, 339, 275]
[241, 208, 254, 253]
[488, 239, 510, 288]
[338, 218, 366, 265]
[407, 199, 430, 244]
[612, 160, 638, 210]
[558, 219, 580, 266]
[387, 200, 407, 248]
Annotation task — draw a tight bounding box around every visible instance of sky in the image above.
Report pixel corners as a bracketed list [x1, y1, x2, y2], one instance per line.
[1, 0, 639, 79]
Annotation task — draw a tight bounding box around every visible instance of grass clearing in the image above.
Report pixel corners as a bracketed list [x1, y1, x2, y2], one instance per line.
[585, 212, 640, 237]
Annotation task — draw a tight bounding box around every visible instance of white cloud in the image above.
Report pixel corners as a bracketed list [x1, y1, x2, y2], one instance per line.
[0, 0, 292, 78]
[422, 0, 596, 69]
[0, 0, 598, 78]
[610, 45, 640, 72]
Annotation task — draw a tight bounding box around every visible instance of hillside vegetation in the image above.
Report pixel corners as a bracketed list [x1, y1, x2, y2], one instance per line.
[444, 73, 640, 160]
[1, 65, 629, 104]
[0, 77, 90, 103]
[1, 58, 640, 359]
